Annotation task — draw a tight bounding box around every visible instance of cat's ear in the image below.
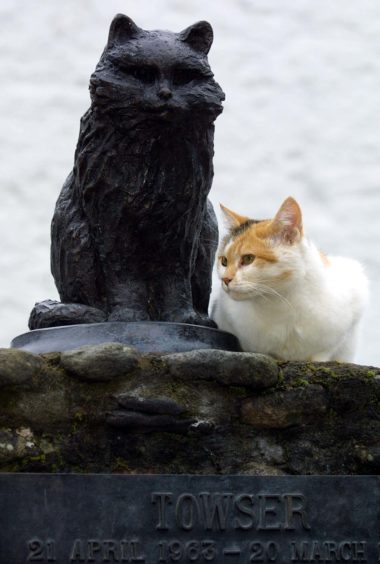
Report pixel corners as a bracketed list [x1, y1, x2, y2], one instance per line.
[220, 204, 250, 230]
[271, 197, 303, 244]
[108, 14, 141, 45]
[179, 21, 214, 55]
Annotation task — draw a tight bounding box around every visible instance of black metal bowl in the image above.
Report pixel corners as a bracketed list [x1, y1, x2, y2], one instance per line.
[11, 322, 242, 354]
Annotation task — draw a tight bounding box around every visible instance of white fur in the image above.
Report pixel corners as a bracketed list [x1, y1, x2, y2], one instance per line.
[211, 237, 368, 362]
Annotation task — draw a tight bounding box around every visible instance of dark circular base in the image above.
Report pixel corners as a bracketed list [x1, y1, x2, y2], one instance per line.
[11, 322, 242, 354]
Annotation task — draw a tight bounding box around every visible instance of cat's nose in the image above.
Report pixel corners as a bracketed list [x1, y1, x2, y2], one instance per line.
[222, 277, 232, 286]
[158, 87, 173, 100]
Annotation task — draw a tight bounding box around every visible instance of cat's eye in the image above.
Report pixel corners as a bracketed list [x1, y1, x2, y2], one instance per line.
[240, 254, 255, 266]
[173, 67, 204, 86]
[220, 256, 228, 267]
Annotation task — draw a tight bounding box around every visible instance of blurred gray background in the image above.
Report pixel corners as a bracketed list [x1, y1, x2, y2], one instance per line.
[1, 0, 379, 365]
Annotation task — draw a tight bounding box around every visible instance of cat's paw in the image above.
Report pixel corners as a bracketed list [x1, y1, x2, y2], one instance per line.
[29, 300, 107, 330]
[108, 307, 150, 322]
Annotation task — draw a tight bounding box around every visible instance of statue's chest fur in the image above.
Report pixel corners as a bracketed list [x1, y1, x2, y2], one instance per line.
[75, 114, 214, 233]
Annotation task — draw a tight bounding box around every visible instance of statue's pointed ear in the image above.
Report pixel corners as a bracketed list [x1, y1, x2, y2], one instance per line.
[179, 21, 213, 54]
[108, 14, 140, 44]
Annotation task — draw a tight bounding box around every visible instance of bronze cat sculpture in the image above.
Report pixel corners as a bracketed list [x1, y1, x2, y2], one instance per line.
[29, 14, 225, 330]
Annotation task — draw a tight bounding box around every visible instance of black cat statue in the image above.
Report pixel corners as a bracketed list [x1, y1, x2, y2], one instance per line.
[12, 15, 241, 353]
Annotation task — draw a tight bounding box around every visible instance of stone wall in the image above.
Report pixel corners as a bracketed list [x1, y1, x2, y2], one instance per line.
[1, 345, 379, 475]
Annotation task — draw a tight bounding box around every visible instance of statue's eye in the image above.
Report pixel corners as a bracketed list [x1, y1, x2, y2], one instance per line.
[115, 61, 157, 84]
[173, 67, 204, 86]
[240, 254, 255, 266]
[129, 65, 156, 84]
[220, 256, 228, 267]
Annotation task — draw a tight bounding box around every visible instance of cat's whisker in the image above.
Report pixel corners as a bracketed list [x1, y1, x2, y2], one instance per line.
[263, 287, 293, 309]
[260, 287, 293, 309]
[244, 281, 294, 309]
[231, 282, 271, 302]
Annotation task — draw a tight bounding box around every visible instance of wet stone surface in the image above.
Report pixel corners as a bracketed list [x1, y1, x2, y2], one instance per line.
[0, 348, 43, 387]
[0, 344, 379, 474]
[60, 342, 140, 382]
[241, 384, 328, 429]
[164, 349, 279, 389]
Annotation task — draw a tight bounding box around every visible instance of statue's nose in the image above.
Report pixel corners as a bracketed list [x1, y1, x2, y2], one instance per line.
[158, 87, 173, 100]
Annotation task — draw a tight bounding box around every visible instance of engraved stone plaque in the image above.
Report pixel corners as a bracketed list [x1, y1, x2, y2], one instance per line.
[0, 474, 378, 563]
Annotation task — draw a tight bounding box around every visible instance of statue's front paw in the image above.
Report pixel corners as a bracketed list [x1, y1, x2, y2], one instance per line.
[29, 300, 107, 330]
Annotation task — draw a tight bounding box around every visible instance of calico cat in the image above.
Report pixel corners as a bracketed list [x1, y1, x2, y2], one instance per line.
[29, 14, 225, 330]
[212, 197, 368, 362]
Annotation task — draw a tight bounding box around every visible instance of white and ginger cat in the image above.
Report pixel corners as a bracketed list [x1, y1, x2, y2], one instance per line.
[212, 197, 368, 362]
